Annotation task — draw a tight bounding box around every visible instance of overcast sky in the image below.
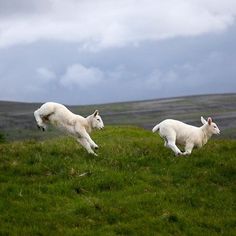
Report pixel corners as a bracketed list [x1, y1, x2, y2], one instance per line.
[0, 0, 236, 105]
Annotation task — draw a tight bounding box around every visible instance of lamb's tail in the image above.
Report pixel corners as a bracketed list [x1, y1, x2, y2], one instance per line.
[152, 123, 160, 133]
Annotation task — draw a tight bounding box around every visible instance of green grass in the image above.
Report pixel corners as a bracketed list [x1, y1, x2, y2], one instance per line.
[0, 126, 235, 235]
[0, 132, 6, 143]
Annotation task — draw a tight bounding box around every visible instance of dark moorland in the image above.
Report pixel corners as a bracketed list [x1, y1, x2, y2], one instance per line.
[0, 93, 236, 141]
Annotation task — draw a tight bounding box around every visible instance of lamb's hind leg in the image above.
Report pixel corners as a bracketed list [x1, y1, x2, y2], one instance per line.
[164, 137, 168, 147]
[34, 110, 47, 131]
[77, 138, 97, 156]
[166, 138, 182, 156]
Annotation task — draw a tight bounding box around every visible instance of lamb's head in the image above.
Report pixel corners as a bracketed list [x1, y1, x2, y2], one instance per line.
[201, 116, 220, 135]
[90, 110, 104, 130]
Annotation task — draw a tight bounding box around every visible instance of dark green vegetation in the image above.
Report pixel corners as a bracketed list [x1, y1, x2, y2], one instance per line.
[0, 93, 236, 141]
[0, 132, 6, 143]
[0, 126, 235, 235]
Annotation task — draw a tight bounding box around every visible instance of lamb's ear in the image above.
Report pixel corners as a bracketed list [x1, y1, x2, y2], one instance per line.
[207, 117, 212, 125]
[201, 116, 207, 125]
[93, 110, 99, 117]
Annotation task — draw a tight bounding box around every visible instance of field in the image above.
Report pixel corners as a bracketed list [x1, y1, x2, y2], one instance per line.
[0, 94, 235, 235]
[0, 126, 236, 235]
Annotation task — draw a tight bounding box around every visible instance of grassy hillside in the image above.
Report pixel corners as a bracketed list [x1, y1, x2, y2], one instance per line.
[0, 126, 235, 235]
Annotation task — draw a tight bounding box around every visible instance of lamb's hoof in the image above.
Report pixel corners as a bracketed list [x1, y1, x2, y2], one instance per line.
[183, 152, 191, 156]
[175, 152, 182, 157]
[94, 146, 99, 150]
[89, 151, 98, 156]
[37, 125, 45, 131]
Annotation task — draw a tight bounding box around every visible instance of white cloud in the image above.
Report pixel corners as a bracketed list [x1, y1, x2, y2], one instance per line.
[60, 64, 104, 89]
[0, 0, 236, 49]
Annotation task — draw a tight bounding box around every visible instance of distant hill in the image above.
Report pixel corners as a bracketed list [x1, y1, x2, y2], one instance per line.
[0, 93, 236, 141]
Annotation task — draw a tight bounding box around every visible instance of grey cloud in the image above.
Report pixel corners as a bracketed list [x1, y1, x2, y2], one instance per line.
[0, 0, 50, 17]
[0, 13, 236, 104]
[36, 67, 56, 82]
[0, 0, 236, 49]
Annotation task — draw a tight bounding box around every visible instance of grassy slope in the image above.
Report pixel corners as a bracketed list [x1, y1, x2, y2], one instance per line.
[0, 126, 235, 235]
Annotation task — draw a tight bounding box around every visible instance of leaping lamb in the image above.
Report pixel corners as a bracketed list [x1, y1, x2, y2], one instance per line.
[34, 102, 104, 156]
[152, 116, 220, 156]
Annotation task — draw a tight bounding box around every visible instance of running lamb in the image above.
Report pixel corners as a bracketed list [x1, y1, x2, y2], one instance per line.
[152, 116, 220, 156]
[34, 102, 104, 156]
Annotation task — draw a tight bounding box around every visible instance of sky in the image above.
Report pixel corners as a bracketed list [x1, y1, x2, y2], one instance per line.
[0, 0, 236, 105]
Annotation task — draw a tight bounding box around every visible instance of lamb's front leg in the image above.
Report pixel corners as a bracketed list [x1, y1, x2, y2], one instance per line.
[77, 138, 97, 156]
[183, 143, 194, 156]
[82, 131, 99, 150]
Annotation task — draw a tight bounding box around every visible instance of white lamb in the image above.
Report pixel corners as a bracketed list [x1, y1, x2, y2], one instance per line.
[34, 102, 104, 156]
[152, 116, 220, 156]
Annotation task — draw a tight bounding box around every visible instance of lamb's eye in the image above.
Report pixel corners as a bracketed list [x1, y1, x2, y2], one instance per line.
[97, 118, 100, 122]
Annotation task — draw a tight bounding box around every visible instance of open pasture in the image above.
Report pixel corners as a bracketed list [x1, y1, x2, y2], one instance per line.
[0, 126, 235, 235]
